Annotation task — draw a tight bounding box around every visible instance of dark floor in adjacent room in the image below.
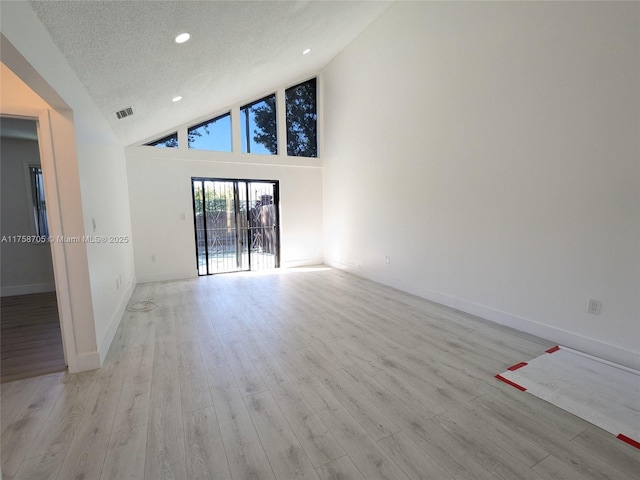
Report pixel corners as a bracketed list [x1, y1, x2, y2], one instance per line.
[1, 292, 66, 383]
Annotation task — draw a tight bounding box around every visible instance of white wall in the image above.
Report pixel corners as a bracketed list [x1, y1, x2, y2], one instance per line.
[78, 139, 136, 354]
[1, 2, 136, 367]
[323, 2, 640, 369]
[126, 147, 323, 282]
[0, 136, 56, 296]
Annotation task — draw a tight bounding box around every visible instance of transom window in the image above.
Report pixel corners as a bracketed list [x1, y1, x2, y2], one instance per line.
[240, 94, 277, 155]
[188, 113, 232, 152]
[286, 78, 317, 158]
[146, 132, 178, 148]
[142, 77, 318, 157]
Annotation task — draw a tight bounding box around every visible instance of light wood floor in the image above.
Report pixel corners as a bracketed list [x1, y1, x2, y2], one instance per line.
[1, 267, 638, 480]
[1, 292, 66, 384]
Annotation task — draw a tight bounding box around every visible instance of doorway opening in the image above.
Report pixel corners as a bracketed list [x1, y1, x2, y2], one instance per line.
[0, 116, 66, 382]
[191, 178, 280, 275]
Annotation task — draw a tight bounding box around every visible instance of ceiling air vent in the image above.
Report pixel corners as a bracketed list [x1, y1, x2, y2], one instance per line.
[114, 106, 134, 120]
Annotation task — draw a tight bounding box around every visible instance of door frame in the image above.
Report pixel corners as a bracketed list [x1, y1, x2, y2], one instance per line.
[0, 109, 76, 370]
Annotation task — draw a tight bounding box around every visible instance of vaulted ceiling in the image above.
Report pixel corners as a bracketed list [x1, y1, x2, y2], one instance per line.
[28, 0, 391, 146]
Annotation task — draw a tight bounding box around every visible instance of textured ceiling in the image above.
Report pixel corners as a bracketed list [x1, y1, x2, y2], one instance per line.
[29, 0, 391, 146]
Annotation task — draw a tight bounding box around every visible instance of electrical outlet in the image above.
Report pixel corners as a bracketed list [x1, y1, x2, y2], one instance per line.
[588, 299, 602, 315]
[151, 255, 156, 262]
[385, 256, 391, 264]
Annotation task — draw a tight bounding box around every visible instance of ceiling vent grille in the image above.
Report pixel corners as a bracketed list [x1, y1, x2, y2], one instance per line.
[114, 106, 134, 120]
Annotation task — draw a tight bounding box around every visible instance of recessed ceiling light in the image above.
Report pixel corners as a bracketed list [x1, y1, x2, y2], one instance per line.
[172, 96, 183, 102]
[302, 48, 311, 55]
[175, 33, 190, 44]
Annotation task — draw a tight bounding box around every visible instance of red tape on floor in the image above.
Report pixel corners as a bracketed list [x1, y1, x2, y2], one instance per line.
[617, 434, 640, 450]
[495, 374, 527, 391]
[497, 347, 639, 450]
[507, 362, 528, 371]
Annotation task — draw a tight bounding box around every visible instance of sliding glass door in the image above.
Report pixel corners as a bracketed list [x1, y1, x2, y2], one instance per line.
[191, 178, 279, 275]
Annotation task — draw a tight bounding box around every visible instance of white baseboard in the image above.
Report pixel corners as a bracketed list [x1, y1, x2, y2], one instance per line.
[70, 350, 101, 373]
[325, 259, 639, 371]
[281, 258, 324, 268]
[98, 280, 137, 364]
[414, 287, 640, 371]
[1, 282, 55, 297]
[136, 263, 324, 282]
[323, 259, 353, 270]
[137, 270, 198, 284]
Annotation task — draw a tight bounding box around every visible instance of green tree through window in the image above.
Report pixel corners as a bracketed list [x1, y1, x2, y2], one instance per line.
[249, 78, 317, 157]
[285, 78, 317, 157]
[241, 95, 277, 155]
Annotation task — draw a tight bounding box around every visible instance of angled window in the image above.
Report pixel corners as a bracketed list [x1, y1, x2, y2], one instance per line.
[188, 113, 231, 152]
[146, 132, 178, 148]
[286, 78, 317, 158]
[29, 165, 49, 237]
[241, 94, 277, 155]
